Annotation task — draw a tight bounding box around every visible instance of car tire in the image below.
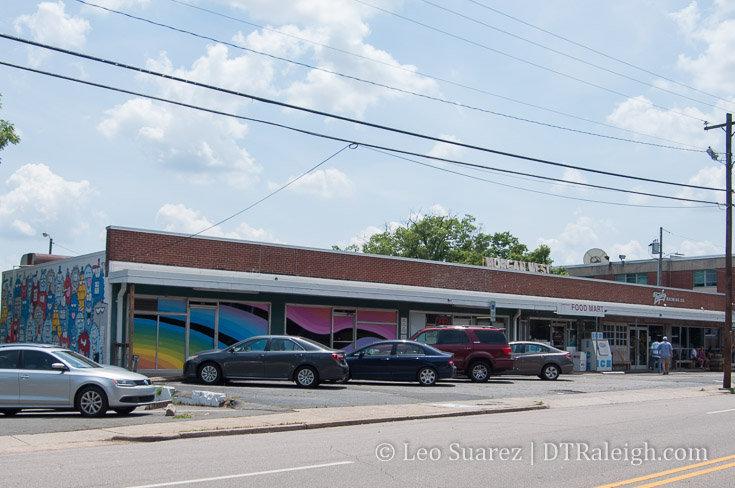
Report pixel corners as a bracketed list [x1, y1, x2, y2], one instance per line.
[417, 367, 438, 386]
[541, 364, 561, 381]
[198, 362, 222, 385]
[468, 360, 491, 382]
[113, 407, 137, 415]
[0, 409, 21, 416]
[77, 386, 109, 417]
[294, 366, 319, 388]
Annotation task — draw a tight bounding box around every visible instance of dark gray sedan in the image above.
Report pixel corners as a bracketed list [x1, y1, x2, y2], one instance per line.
[505, 341, 574, 380]
[183, 335, 349, 388]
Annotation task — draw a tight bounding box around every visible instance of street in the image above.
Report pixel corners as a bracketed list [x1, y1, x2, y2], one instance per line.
[0, 370, 724, 436]
[0, 382, 733, 487]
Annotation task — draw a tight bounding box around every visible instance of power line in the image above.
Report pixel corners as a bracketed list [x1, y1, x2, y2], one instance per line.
[420, 0, 732, 114]
[469, 0, 735, 111]
[367, 147, 717, 209]
[0, 58, 723, 209]
[131, 143, 356, 260]
[351, 0, 707, 123]
[0, 34, 722, 195]
[98, 0, 708, 153]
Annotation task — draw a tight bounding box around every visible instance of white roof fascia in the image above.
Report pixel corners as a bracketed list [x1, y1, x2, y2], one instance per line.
[107, 261, 723, 323]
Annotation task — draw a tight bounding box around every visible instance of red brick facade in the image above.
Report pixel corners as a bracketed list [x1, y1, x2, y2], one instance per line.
[106, 227, 724, 312]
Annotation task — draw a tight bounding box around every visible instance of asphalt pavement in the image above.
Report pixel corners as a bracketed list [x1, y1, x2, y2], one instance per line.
[0, 370, 729, 455]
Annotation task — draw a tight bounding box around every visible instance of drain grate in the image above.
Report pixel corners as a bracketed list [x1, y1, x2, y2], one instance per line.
[554, 389, 585, 395]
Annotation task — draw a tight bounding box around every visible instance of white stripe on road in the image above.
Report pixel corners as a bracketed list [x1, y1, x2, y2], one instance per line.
[707, 408, 735, 414]
[126, 461, 354, 488]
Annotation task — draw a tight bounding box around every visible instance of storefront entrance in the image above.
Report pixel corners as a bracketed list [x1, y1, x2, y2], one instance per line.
[629, 327, 648, 370]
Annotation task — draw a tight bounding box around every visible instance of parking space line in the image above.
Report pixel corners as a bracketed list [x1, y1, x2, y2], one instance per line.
[126, 460, 354, 488]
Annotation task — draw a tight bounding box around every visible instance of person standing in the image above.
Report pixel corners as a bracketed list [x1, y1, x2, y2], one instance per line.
[659, 336, 673, 375]
[650, 338, 661, 372]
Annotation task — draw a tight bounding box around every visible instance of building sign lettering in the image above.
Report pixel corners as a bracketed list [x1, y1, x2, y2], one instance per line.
[557, 302, 606, 317]
[653, 289, 685, 306]
[484, 257, 551, 274]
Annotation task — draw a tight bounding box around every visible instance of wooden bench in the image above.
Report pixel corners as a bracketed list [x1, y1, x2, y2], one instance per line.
[675, 359, 694, 369]
[613, 361, 631, 371]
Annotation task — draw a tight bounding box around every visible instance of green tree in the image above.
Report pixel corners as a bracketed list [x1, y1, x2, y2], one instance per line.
[0, 94, 20, 163]
[338, 212, 563, 271]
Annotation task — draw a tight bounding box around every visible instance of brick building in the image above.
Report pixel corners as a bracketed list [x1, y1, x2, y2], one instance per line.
[0, 227, 726, 373]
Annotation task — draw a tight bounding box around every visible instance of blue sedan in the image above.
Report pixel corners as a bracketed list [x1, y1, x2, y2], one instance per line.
[344, 340, 456, 386]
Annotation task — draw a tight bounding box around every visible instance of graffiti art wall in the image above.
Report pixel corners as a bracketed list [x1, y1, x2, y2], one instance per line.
[0, 252, 109, 363]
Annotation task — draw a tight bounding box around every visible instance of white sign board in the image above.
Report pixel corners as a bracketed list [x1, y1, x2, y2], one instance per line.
[557, 302, 605, 317]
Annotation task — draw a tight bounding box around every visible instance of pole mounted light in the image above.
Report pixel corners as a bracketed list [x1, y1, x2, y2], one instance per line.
[42, 232, 53, 254]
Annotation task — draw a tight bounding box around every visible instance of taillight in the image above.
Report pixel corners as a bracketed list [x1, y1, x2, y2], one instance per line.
[565, 352, 571, 358]
[332, 353, 345, 363]
[502, 346, 511, 356]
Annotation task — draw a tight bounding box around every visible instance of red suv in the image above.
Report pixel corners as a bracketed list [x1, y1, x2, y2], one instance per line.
[411, 326, 514, 382]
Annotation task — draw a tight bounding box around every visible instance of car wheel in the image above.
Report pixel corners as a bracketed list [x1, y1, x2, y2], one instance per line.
[469, 360, 491, 382]
[198, 362, 222, 385]
[113, 407, 136, 415]
[541, 364, 561, 381]
[0, 409, 21, 416]
[294, 366, 319, 388]
[77, 386, 109, 417]
[417, 367, 438, 386]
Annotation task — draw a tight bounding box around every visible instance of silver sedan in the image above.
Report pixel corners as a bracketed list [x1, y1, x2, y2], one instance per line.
[0, 343, 157, 417]
[505, 341, 575, 380]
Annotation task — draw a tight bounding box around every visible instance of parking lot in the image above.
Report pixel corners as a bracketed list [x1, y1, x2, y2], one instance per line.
[0, 370, 722, 437]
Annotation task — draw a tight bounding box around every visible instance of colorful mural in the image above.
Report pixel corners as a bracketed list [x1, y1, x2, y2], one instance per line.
[0, 252, 108, 363]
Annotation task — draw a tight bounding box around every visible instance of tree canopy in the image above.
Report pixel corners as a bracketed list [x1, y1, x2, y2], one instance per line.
[0, 94, 20, 163]
[335, 213, 564, 273]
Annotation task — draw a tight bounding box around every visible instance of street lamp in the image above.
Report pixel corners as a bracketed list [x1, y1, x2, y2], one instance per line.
[42, 232, 53, 254]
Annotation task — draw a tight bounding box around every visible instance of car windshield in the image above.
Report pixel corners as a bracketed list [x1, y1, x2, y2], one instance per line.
[54, 350, 103, 369]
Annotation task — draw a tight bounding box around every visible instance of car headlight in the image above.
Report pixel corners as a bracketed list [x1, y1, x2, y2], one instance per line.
[186, 355, 198, 362]
[112, 379, 137, 387]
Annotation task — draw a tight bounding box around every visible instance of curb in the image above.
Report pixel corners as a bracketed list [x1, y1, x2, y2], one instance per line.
[110, 404, 548, 443]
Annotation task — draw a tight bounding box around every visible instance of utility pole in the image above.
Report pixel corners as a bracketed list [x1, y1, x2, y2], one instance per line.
[657, 227, 663, 287]
[705, 113, 732, 389]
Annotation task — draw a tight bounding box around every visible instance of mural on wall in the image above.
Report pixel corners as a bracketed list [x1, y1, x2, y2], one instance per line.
[0, 253, 108, 363]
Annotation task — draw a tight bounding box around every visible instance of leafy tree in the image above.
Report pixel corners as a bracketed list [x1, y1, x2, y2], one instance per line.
[0, 94, 20, 163]
[336, 212, 564, 272]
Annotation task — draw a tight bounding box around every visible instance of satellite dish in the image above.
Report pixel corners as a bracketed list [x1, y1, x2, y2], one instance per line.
[583, 248, 610, 264]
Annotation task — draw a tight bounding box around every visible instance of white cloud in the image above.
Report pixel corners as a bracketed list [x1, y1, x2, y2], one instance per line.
[675, 165, 725, 205]
[679, 239, 721, 256]
[155, 203, 277, 242]
[538, 213, 617, 265]
[0, 163, 94, 237]
[427, 135, 463, 162]
[606, 96, 716, 147]
[670, 2, 735, 95]
[287, 168, 354, 198]
[216, 0, 437, 118]
[14, 1, 90, 65]
[97, 98, 261, 188]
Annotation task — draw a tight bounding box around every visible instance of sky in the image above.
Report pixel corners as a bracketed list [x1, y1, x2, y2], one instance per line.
[0, 0, 734, 272]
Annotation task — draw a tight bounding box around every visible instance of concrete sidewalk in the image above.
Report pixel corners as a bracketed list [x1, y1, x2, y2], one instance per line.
[0, 385, 724, 455]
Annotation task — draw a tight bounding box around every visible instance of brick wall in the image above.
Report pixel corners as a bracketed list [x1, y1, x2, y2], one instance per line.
[106, 227, 724, 312]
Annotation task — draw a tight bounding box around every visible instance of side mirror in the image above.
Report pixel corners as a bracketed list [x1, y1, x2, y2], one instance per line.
[51, 362, 68, 372]
[358, 352, 365, 358]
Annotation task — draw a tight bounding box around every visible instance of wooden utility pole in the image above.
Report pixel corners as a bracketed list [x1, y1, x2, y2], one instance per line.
[705, 113, 732, 389]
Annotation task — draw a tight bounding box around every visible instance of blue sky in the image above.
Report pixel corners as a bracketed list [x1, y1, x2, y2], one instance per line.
[1, 0, 733, 271]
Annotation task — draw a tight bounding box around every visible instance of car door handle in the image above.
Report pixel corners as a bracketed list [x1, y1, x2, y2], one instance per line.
[20, 375, 30, 379]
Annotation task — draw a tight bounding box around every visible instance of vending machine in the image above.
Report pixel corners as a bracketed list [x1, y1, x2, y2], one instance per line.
[581, 332, 612, 371]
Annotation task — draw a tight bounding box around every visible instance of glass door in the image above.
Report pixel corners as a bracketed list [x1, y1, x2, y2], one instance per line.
[629, 327, 649, 370]
[332, 310, 355, 351]
[188, 306, 217, 357]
